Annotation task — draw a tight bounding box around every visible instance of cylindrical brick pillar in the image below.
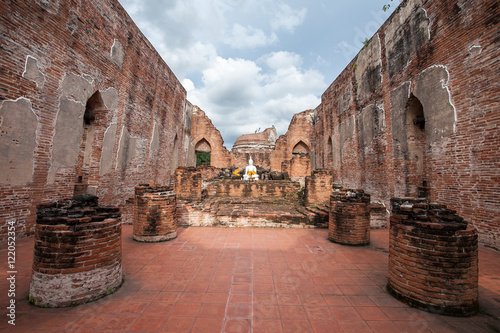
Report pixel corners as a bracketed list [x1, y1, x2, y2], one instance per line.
[387, 198, 478, 316]
[133, 184, 177, 242]
[30, 195, 122, 308]
[328, 188, 371, 245]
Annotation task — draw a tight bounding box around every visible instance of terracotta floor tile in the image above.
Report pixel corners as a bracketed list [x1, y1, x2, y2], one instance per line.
[279, 305, 308, 319]
[227, 304, 252, 318]
[163, 281, 188, 292]
[355, 306, 389, 321]
[191, 317, 224, 333]
[144, 302, 175, 316]
[330, 306, 363, 321]
[208, 282, 231, 293]
[96, 314, 137, 331]
[129, 315, 166, 332]
[276, 293, 301, 306]
[198, 303, 227, 318]
[346, 295, 376, 307]
[160, 316, 195, 332]
[253, 304, 280, 319]
[170, 303, 201, 317]
[185, 282, 209, 292]
[223, 318, 252, 333]
[68, 314, 110, 331]
[310, 320, 342, 333]
[232, 283, 252, 293]
[38, 314, 83, 330]
[115, 301, 149, 315]
[300, 294, 328, 306]
[155, 291, 182, 302]
[254, 293, 277, 304]
[337, 319, 372, 333]
[253, 283, 275, 293]
[253, 319, 283, 333]
[230, 293, 253, 304]
[281, 319, 314, 333]
[366, 320, 401, 333]
[304, 305, 335, 320]
[338, 285, 365, 296]
[324, 295, 351, 307]
[179, 292, 205, 303]
[203, 292, 230, 304]
[275, 283, 297, 294]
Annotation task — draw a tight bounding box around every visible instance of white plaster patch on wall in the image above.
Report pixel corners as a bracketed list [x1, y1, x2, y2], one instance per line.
[0, 97, 38, 186]
[421, 8, 431, 41]
[22, 55, 45, 88]
[469, 45, 482, 57]
[115, 125, 126, 171]
[150, 121, 159, 156]
[110, 38, 124, 67]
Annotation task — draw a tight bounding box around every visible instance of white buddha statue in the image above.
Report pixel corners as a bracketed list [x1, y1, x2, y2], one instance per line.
[243, 157, 259, 181]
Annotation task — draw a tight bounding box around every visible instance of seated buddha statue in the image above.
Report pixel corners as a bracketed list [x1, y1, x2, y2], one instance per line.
[243, 157, 259, 181]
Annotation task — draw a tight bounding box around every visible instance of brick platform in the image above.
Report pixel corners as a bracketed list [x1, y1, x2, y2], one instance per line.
[133, 185, 177, 243]
[29, 195, 122, 307]
[328, 188, 371, 246]
[387, 198, 479, 316]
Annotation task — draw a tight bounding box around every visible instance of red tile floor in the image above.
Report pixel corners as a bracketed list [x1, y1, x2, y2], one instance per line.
[1, 225, 499, 332]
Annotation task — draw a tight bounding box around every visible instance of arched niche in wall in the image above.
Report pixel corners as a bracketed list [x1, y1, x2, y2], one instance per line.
[195, 138, 211, 166]
[405, 94, 428, 198]
[292, 141, 309, 156]
[75, 90, 107, 195]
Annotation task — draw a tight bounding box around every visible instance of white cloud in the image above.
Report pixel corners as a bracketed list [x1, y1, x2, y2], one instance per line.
[163, 42, 218, 78]
[225, 24, 278, 49]
[261, 51, 303, 70]
[202, 57, 263, 106]
[271, 3, 307, 32]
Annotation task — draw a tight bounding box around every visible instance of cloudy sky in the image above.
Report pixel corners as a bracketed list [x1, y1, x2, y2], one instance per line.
[119, 0, 400, 149]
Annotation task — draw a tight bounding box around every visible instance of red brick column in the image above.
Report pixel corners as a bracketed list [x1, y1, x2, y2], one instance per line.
[30, 195, 122, 307]
[133, 184, 177, 242]
[388, 198, 478, 316]
[328, 188, 371, 245]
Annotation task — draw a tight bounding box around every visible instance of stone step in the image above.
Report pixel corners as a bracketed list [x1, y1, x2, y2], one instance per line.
[214, 203, 324, 228]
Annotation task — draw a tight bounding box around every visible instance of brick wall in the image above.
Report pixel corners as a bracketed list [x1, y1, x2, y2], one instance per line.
[313, 0, 500, 250]
[206, 179, 300, 201]
[304, 169, 333, 207]
[328, 189, 371, 245]
[133, 184, 177, 242]
[30, 195, 122, 307]
[0, 0, 192, 240]
[388, 198, 478, 316]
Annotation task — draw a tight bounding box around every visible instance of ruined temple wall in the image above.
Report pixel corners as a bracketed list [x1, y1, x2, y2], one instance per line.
[270, 110, 315, 174]
[0, 0, 192, 240]
[313, 0, 500, 249]
[190, 106, 231, 168]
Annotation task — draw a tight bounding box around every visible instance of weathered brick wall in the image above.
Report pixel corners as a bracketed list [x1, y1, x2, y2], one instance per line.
[304, 169, 333, 207]
[270, 110, 315, 175]
[388, 198, 478, 316]
[190, 106, 231, 168]
[133, 184, 177, 242]
[174, 167, 202, 201]
[313, 0, 500, 250]
[30, 195, 122, 307]
[328, 189, 371, 245]
[0, 0, 192, 240]
[206, 180, 300, 201]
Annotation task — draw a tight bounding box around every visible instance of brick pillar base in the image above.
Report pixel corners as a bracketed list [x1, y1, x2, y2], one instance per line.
[387, 198, 479, 316]
[133, 184, 177, 242]
[30, 195, 122, 307]
[328, 188, 371, 246]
